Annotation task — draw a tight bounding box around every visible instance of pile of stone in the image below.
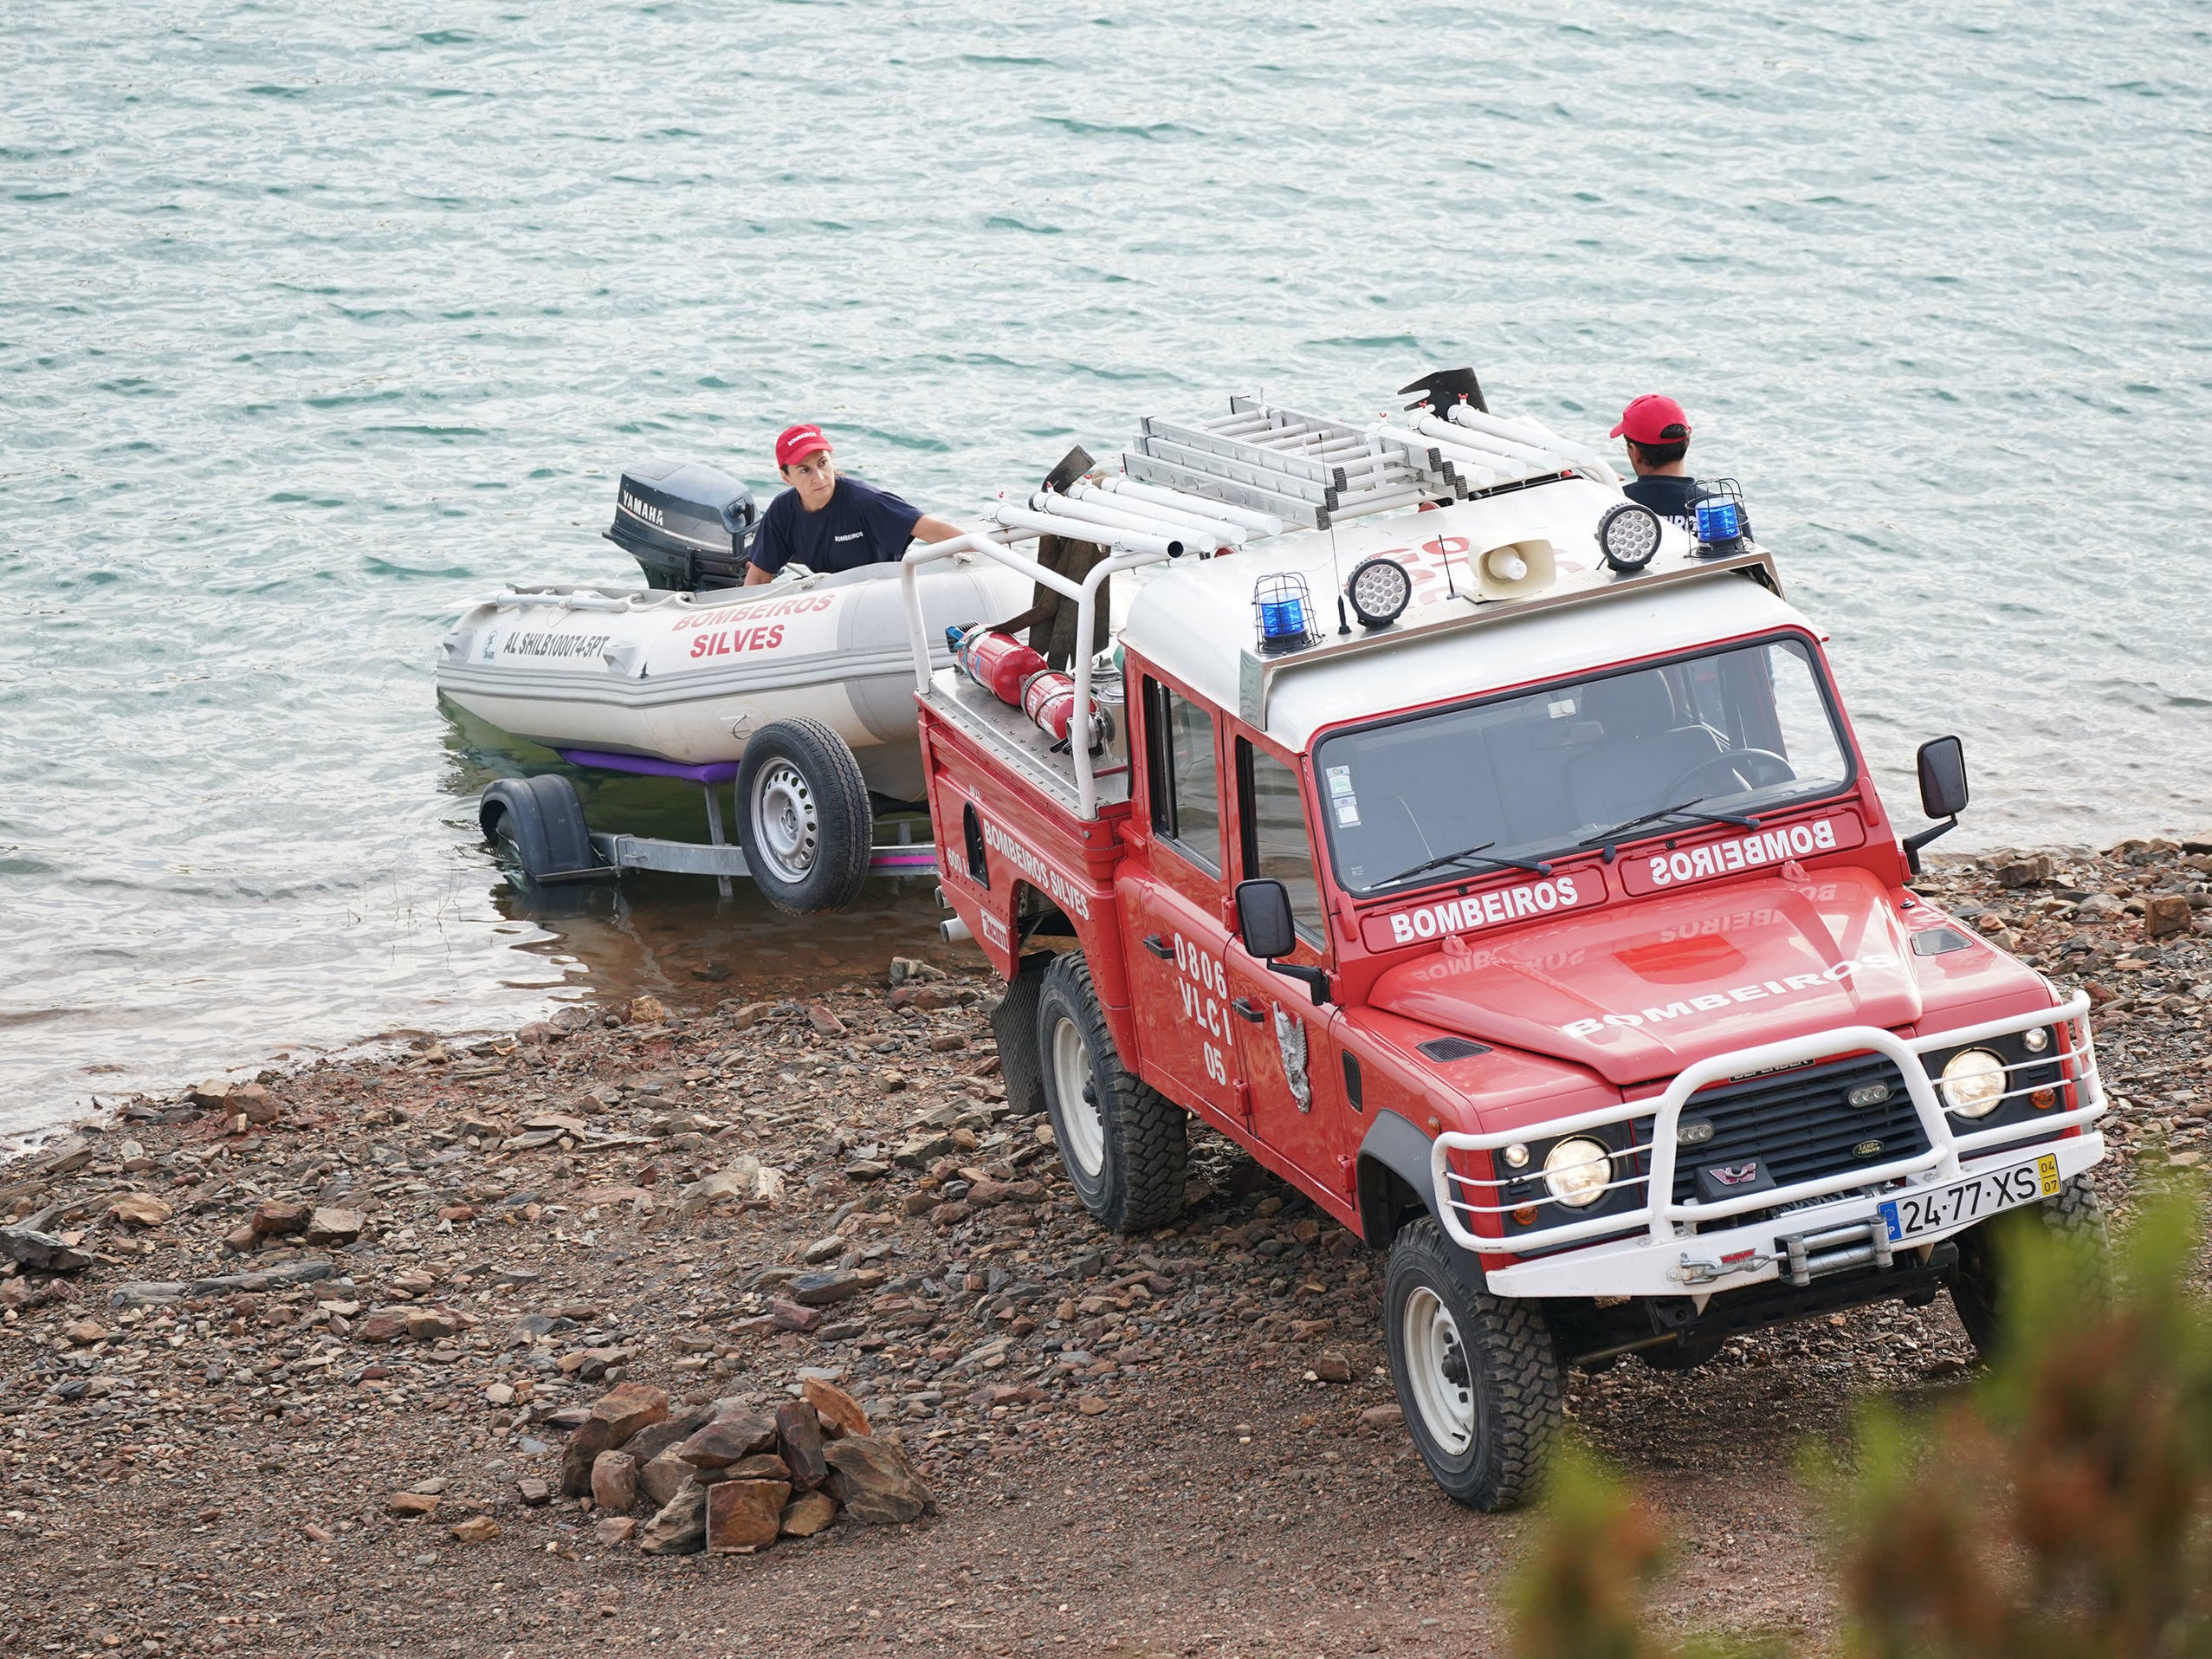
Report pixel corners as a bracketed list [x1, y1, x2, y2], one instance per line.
[550, 1376, 932, 1556]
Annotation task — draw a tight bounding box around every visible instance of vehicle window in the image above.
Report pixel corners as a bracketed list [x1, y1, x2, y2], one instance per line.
[1148, 679, 1221, 875]
[1239, 742, 1324, 949]
[1313, 635, 1853, 896]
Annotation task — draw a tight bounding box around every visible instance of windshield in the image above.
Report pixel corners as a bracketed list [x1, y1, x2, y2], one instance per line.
[1315, 635, 1854, 896]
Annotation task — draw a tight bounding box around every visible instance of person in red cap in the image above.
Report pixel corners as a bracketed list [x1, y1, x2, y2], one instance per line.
[743, 424, 963, 585]
[1609, 394, 1738, 533]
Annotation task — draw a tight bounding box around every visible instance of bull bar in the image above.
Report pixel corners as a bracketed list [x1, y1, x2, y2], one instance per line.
[1429, 994, 2106, 1298]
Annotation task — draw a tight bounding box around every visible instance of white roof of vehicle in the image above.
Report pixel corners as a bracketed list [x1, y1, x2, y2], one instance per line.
[1122, 478, 1812, 750]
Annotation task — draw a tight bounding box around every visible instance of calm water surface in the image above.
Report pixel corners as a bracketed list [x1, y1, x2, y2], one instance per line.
[3, 1, 2208, 1135]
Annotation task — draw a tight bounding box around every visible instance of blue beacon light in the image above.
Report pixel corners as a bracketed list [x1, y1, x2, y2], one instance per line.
[1252, 573, 1316, 654]
[1692, 479, 1749, 556]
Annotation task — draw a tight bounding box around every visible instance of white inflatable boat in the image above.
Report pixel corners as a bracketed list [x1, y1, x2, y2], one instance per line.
[436, 558, 1027, 802]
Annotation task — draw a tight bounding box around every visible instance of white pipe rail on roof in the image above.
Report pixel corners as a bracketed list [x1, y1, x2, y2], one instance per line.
[1064, 482, 1249, 548]
[1097, 474, 1284, 537]
[988, 499, 1185, 558]
[1025, 489, 1237, 553]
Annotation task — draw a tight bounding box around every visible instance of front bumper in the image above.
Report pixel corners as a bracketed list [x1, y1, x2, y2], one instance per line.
[1430, 996, 2105, 1301]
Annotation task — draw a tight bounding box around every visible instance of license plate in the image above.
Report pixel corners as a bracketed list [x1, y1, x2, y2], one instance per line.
[1879, 1154, 2061, 1242]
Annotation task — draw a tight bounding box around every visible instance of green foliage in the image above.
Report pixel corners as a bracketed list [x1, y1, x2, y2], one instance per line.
[1506, 1184, 2212, 1659]
[1506, 1436, 1670, 1659]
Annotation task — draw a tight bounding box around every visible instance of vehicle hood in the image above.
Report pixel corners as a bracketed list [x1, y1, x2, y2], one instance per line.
[1370, 866, 1938, 1086]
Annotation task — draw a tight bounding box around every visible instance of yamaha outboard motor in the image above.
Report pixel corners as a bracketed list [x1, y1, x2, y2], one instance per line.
[605, 461, 759, 592]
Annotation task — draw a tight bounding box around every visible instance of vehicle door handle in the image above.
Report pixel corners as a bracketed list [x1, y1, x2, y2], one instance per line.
[1142, 934, 1174, 960]
[1232, 996, 1266, 1023]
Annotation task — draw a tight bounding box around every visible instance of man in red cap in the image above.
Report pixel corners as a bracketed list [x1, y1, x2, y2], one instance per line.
[1609, 394, 1735, 532]
[743, 424, 964, 585]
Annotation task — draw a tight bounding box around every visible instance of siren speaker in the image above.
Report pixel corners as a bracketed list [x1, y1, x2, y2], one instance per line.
[1473, 538, 1556, 600]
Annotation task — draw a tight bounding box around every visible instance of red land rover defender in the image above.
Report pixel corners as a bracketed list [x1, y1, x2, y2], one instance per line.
[897, 382, 2108, 1510]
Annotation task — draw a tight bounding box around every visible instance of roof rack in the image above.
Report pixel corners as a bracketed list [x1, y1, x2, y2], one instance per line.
[1113, 394, 1618, 530]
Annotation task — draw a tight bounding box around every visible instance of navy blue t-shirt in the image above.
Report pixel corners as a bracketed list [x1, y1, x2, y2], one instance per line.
[1622, 473, 1752, 539]
[747, 476, 924, 576]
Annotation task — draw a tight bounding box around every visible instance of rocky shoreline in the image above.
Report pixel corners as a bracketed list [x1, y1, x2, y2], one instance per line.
[3, 839, 2207, 1656]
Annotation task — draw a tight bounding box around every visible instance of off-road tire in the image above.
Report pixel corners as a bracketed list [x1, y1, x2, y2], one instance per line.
[1950, 1173, 2109, 1359]
[1035, 952, 1186, 1231]
[992, 953, 1053, 1118]
[1383, 1217, 1562, 1512]
[734, 718, 873, 916]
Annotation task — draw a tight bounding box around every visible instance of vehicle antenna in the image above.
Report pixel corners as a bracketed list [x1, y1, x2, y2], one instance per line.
[1328, 519, 1349, 635]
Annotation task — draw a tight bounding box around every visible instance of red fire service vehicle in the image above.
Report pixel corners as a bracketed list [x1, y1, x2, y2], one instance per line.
[896, 373, 2109, 1510]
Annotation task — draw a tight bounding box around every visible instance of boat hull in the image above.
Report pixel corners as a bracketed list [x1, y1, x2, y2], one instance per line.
[436, 561, 1031, 801]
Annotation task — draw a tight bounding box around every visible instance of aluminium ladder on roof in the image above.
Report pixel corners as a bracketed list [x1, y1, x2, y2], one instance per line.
[1116, 393, 1606, 531]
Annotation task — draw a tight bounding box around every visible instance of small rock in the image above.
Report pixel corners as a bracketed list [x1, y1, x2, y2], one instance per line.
[806, 1004, 846, 1036]
[250, 1200, 310, 1236]
[823, 1436, 931, 1525]
[1076, 1395, 1109, 1416]
[637, 1481, 709, 1556]
[2145, 895, 2194, 939]
[232, 1083, 279, 1124]
[592, 1450, 638, 1513]
[303, 1208, 365, 1246]
[1358, 1403, 1405, 1429]
[1312, 1351, 1355, 1384]
[63, 1319, 109, 1346]
[768, 1299, 822, 1333]
[677, 1413, 778, 1469]
[593, 1516, 637, 1546]
[1994, 855, 2053, 890]
[628, 995, 669, 1025]
[802, 1377, 872, 1439]
[386, 1492, 441, 1519]
[775, 1400, 829, 1492]
[106, 1193, 172, 1229]
[790, 1272, 863, 1308]
[638, 1448, 695, 1510]
[484, 1383, 515, 1407]
[405, 1308, 459, 1342]
[779, 1489, 838, 1537]
[800, 1235, 845, 1265]
[515, 1477, 552, 1507]
[559, 1381, 671, 1498]
[706, 1479, 791, 1553]
[448, 1515, 499, 1544]
[2, 1227, 91, 1273]
[355, 1310, 410, 1344]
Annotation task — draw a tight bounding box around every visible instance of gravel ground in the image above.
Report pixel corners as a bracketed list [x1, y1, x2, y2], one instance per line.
[4, 840, 2207, 1658]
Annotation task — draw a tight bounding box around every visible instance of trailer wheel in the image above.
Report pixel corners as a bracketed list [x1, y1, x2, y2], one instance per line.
[1384, 1217, 1562, 1512]
[1035, 952, 1186, 1231]
[736, 719, 873, 916]
[479, 775, 601, 887]
[1950, 1173, 2109, 1359]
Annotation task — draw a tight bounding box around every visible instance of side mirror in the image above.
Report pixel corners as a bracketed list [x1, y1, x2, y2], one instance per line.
[1902, 736, 1969, 875]
[1234, 879, 1297, 961]
[1233, 878, 1331, 1005]
[1917, 735, 1969, 820]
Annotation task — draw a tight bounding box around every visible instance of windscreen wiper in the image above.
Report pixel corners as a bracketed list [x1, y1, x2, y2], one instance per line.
[1579, 796, 1761, 861]
[1379, 839, 1554, 889]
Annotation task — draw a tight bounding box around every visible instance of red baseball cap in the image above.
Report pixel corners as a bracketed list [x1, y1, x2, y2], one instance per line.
[1610, 394, 1691, 444]
[775, 424, 833, 468]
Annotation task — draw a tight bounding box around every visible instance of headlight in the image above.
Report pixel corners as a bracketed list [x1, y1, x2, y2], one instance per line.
[1543, 1137, 1613, 1208]
[1939, 1048, 2008, 1117]
[2022, 1027, 2050, 1053]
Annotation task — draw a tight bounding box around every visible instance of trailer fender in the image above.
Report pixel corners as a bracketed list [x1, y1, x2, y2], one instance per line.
[479, 775, 604, 883]
[1356, 1110, 1487, 1286]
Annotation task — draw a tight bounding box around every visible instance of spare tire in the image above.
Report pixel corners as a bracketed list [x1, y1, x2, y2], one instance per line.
[736, 718, 874, 915]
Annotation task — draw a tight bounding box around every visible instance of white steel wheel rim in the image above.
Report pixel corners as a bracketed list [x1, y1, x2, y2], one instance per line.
[751, 761, 820, 884]
[1050, 1015, 1105, 1178]
[1403, 1286, 1476, 1455]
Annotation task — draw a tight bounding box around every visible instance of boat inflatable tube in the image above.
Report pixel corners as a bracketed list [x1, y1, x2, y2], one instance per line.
[436, 557, 1032, 802]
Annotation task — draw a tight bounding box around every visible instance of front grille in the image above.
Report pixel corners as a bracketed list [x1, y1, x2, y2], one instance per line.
[1636, 1053, 1929, 1206]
